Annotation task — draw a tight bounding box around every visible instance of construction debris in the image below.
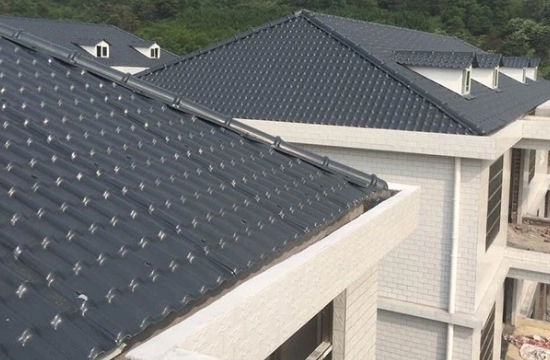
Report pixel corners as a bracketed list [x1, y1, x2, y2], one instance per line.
[504, 334, 550, 359]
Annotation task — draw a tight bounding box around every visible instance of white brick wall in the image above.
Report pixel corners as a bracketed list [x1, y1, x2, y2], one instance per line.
[333, 266, 379, 360]
[377, 310, 447, 360]
[301, 145, 484, 311]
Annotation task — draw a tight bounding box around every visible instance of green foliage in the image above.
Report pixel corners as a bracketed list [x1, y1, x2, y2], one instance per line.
[1, 0, 550, 78]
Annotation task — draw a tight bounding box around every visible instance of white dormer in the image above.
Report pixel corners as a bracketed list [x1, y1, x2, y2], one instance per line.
[471, 53, 501, 90]
[395, 51, 474, 96]
[132, 42, 161, 59]
[526, 58, 540, 80]
[77, 39, 110, 59]
[95, 41, 109, 58]
[499, 56, 530, 83]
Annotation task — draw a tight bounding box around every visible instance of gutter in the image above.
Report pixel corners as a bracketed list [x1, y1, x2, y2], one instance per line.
[447, 157, 461, 360]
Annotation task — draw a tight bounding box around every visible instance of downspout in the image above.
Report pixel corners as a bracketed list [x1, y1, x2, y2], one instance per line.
[447, 157, 461, 360]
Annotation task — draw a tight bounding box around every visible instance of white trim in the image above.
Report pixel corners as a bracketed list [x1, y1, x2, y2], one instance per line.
[126, 184, 419, 360]
[235, 118, 524, 160]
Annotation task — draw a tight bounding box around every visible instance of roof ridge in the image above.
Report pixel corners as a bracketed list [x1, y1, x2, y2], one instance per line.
[0, 21, 386, 191]
[310, 11, 476, 48]
[301, 11, 484, 135]
[139, 11, 304, 76]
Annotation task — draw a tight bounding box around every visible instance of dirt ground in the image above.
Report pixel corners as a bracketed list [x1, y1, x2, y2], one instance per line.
[508, 222, 550, 253]
[502, 323, 550, 359]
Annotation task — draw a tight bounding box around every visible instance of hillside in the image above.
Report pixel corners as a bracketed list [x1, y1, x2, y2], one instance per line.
[2, 0, 550, 77]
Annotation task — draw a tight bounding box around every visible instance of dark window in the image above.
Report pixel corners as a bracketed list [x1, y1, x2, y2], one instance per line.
[480, 304, 495, 360]
[150, 48, 159, 59]
[529, 150, 536, 183]
[266, 302, 332, 360]
[462, 68, 471, 94]
[96, 45, 108, 58]
[486, 156, 503, 250]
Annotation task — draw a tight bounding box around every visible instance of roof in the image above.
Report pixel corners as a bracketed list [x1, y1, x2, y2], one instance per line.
[394, 50, 474, 69]
[530, 58, 542, 67]
[139, 10, 550, 136]
[0, 23, 388, 360]
[475, 53, 502, 69]
[501, 56, 531, 68]
[0, 16, 178, 68]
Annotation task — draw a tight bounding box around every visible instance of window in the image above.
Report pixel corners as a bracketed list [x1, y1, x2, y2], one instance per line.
[529, 150, 536, 183]
[96, 44, 108, 58]
[150, 47, 160, 59]
[492, 68, 499, 89]
[462, 68, 471, 95]
[266, 302, 332, 360]
[480, 305, 495, 360]
[486, 156, 503, 250]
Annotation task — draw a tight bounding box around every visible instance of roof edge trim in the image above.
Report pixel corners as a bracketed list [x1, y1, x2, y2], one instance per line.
[0, 23, 387, 191]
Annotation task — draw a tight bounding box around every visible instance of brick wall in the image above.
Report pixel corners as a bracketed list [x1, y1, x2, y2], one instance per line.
[377, 310, 447, 359]
[333, 266, 378, 360]
[301, 145, 483, 312]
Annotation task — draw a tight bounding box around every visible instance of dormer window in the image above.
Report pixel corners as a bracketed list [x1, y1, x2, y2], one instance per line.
[96, 44, 108, 58]
[75, 39, 110, 59]
[472, 53, 501, 90]
[132, 42, 161, 59]
[150, 47, 160, 59]
[394, 50, 475, 96]
[500, 56, 531, 83]
[462, 67, 471, 95]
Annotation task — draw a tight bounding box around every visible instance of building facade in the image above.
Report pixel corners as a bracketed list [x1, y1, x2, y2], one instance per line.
[138, 10, 550, 359]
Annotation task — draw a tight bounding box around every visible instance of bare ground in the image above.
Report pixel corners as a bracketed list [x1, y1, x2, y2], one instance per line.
[508, 223, 550, 253]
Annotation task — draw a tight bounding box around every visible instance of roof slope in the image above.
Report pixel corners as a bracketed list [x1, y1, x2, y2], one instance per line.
[0, 16, 178, 68]
[140, 10, 550, 135]
[0, 25, 386, 360]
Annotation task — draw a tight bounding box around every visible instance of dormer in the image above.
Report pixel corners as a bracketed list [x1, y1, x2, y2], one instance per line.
[75, 39, 110, 58]
[472, 53, 501, 89]
[500, 56, 530, 83]
[131, 41, 161, 59]
[395, 50, 474, 96]
[526, 58, 540, 81]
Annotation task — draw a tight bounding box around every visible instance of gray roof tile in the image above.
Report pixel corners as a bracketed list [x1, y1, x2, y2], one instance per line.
[0, 16, 178, 68]
[475, 53, 502, 68]
[140, 10, 550, 135]
[501, 56, 531, 68]
[0, 23, 387, 360]
[394, 50, 474, 69]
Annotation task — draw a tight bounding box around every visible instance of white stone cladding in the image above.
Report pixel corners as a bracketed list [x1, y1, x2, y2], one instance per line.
[377, 310, 447, 359]
[233, 118, 550, 360]
[333, 266, 379, 360]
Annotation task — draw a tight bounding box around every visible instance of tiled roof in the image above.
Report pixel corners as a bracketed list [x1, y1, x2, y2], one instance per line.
[475, 53, 502, 68]
[530, 58, 542, 67]
[0, 16, 178, 68]
[501, 56, 531, 68]
[0, 24, 388, 360]
[394, 50, 474, 69]
[139, 10, 550, 135]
